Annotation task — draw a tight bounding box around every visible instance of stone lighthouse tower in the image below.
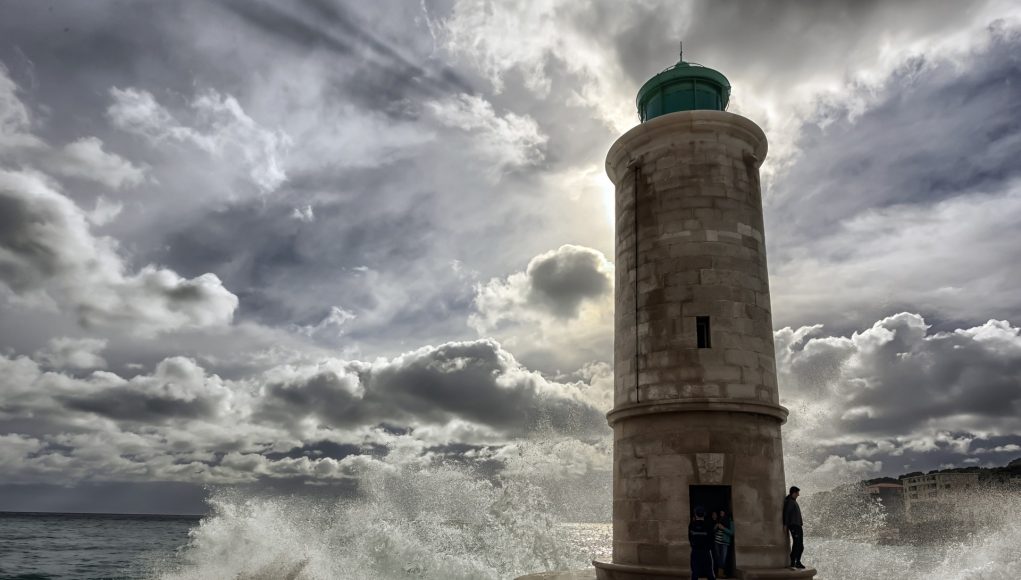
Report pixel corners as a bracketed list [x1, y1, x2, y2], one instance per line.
[591, 55, 815, 580]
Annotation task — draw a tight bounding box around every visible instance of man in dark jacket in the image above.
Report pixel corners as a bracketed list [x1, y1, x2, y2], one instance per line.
[689, 506, 716, 580]
[783, 486, 805, 569]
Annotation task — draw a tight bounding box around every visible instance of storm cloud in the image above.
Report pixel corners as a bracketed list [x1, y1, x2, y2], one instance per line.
[0, 337, 608, 486]
[778, 314, 1021, 489]
[767, 26, 1021, 331]
[258, 338, 606, 436]
[0, 168, 238, 333]
[471, 245, 614, 372]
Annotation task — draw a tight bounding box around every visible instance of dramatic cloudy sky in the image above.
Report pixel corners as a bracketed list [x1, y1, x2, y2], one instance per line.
[1, 0, 1021, 513]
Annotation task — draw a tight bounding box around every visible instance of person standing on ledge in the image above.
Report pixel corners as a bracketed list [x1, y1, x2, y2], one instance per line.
[783, 486, 806, 569]
[689, 506, 717, 580]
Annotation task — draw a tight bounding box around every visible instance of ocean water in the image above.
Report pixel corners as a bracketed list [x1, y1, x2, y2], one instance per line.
[0, 512, 197, 580]
[2, 459, 1019, 580]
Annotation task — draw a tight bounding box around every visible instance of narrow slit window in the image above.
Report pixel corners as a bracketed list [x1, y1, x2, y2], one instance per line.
[696, 316, 712, 348]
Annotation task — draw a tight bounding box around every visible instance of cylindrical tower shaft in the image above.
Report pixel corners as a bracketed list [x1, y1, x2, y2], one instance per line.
[594, 110, 813, 579]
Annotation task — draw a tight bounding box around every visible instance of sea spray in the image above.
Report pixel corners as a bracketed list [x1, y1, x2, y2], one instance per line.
[800, 483, 887, 542]
[802, 481, 1021, 579]
[152, 438, 604, 580]
[925, 485, 1021, 580]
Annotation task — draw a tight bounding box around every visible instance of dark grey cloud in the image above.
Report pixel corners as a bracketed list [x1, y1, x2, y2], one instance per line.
[0, 169, 238, 333]
[0, 334, 609, 493]
[527, 245, 612, 318]
[263, 440, 367, 462]
[768, 28, 1021, 236]
[62, 386, 218, 424]
[777, 314, 1021, 486]
[0, 180, 62, 291]
[161, 193, 444, 322]
[220, 0, 473, 99]
[766, 26, 1021, 332]
[4, 355, 230, 432]
[258, 338, 606, 436]
[470, 245, 614, 373]
[152, 188, 486, 357]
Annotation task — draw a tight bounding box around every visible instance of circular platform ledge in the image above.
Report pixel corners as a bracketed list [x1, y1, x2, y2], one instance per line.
[515, 570, 596, 580]
[514, 564, 818, 580]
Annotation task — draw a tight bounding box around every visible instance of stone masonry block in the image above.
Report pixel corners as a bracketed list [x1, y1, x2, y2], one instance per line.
[724, 349, 759, 367]
[665, 496, 692, 521]
[662, 431, 710, 453]
[667, 545, 691, 567]
[638, 500, 667, 521]
[647, 454, 694, 478]
[674, 255, 714, 270]
[702, 365, 743, 381]
[725, 382, 758, 399]
[619, 457, 647, 477]
[622, 476, 659, 500]
[631, 437, 662, 457]
[627, 520, 659, 544]
[639, 384, 678, 400]
[742, 367, 764, 385]
[659, 521, 688, 546]
[613, 541, 638, 563]
[614, 499, 642, 521]
[637, 543, 668, 566]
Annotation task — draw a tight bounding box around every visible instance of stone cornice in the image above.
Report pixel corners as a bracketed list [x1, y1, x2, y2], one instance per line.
[606, 398, 789, 426]
[606, 110, 768, 182]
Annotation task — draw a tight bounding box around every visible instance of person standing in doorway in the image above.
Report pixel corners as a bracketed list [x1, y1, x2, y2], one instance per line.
[714, 509, 734, 578]
[689, 506, 716, 580]
[783, 486, 805, 569]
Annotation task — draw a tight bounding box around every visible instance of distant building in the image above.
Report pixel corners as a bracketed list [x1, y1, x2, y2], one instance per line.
[865, 482, 904, 520]
[900, 472, 979, 522]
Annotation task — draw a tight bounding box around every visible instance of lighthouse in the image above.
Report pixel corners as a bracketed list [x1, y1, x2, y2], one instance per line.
[591, 53, 816, 579]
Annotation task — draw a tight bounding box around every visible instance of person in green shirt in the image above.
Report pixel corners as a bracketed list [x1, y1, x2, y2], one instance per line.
[713, 509, 735, 578]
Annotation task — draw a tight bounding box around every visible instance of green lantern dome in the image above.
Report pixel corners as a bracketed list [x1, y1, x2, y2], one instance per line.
[636, 56, 731, 121]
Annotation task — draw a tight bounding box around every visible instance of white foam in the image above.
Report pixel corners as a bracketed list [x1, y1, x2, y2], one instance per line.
[151, 448, 597, 580]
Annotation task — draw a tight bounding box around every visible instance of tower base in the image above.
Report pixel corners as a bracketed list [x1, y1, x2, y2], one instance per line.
[591, 560, 816, 580]
[515, 563, 817, 580]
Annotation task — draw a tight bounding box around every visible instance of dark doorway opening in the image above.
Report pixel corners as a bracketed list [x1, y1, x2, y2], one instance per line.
[690, 485, 735, 575]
